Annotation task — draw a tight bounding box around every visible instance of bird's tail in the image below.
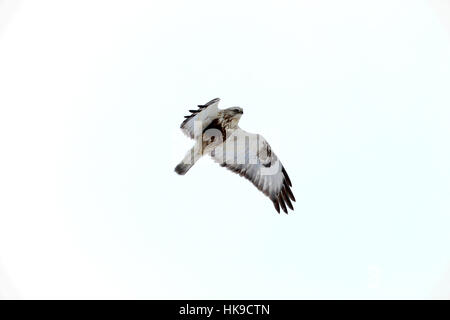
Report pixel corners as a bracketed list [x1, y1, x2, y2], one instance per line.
[174, 145, 202, 175]
[174, 162, 194, 175]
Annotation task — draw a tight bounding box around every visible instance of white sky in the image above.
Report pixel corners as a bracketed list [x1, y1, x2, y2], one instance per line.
[0, 0, 449, 299]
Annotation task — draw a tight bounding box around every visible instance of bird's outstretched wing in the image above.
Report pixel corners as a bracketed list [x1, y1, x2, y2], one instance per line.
[180, 98, 220, 139]
[209, 128, 295, 213]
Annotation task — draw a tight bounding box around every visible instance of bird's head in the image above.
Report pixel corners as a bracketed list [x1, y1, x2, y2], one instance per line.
[223, 107, 244, 121]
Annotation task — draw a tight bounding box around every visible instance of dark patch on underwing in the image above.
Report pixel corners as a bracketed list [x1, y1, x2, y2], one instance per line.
[262, 161, 271, 168]
[203, 118, 226, 141]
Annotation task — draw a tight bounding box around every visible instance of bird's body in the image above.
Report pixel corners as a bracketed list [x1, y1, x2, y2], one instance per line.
[175, 98, 295, 213]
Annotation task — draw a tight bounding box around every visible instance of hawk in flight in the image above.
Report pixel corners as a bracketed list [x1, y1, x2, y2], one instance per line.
[175, 98, 295, 213]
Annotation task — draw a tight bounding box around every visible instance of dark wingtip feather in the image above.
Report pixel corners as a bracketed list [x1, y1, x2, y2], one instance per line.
[282, 188, 294, 211]
[278, 195, 288, 214]
[285, 183, 296, 202]
[282, 167, 292, 187]
[272, 199, 280, 214]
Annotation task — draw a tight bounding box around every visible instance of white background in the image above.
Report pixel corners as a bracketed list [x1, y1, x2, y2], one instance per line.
[1, 0, 450, 299]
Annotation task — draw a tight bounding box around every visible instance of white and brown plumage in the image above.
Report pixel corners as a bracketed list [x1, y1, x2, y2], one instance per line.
[175, 98, 295, 214]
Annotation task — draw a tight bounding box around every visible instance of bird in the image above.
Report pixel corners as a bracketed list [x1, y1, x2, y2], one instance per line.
[174, 98, 295, 214]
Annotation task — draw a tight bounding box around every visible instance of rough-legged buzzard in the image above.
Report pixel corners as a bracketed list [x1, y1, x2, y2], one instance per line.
[175, 98, 295, 214]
